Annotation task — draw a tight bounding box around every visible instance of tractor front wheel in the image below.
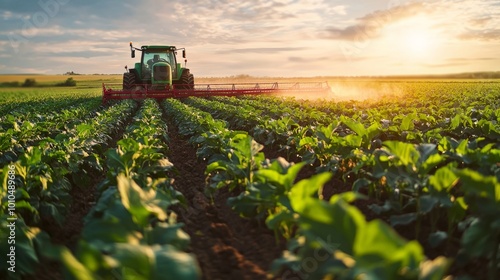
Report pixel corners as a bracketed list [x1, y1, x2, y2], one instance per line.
[123, 72, 136, 90]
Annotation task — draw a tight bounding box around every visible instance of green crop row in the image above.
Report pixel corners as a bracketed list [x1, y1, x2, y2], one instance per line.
[55, 99, 200, 279]
[0, 99, 137, 278]
[0, 90, 99, 117]
[0, 98, 102, 165]
[163, 98, 452, 279]
[199, 93, 500, 278]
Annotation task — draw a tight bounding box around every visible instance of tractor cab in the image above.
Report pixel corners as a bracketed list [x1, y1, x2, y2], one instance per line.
[139, 46, 178, 83]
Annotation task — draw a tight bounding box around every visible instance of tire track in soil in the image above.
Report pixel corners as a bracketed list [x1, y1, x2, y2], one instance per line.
[165, 117, 284, 280]
[31, 101, 141, 280]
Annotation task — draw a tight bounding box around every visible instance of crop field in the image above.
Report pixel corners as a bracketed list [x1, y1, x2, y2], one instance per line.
[1, 75, 500, 280]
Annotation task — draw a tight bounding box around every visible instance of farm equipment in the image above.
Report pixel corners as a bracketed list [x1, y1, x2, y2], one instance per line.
[102, 42, 331, 103]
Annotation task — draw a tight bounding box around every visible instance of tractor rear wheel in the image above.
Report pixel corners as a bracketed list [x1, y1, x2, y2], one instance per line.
[179, 69, 194, 89]
[123, 72, 136, 90]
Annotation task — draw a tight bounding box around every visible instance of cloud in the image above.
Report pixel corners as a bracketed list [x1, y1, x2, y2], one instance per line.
[448, 57, 498, 62]
[459, 30, 500, 40]
[227, 47, 307, 54]
[322, 0, 500, 42]
[288, 56, 330, 62]
[430, 0, 500, 41]
[324, 2, 429, 41]
[424, 56, 500, 68]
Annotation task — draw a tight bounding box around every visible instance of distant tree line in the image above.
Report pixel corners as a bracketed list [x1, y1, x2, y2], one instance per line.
[0, 77, 77, 88]
[323, 71, 500, 79]
[64, 71, 80, 75]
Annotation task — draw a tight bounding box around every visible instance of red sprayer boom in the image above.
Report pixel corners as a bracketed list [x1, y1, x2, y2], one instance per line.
[102, 81, 331, 103]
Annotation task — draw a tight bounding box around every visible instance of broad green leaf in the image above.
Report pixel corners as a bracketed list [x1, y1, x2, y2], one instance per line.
[419, 195, 439, 214]
[59, 246, 95, 280]
[456, 169, 500, 202]
[429, 166, 459, 193]
[108, 243, 154, 279]
[389, 213, 418, 226]
[428, 231, 448, 248]
[289, 173, 332, 213]
[400, 113, 416, 131]
[153, 245, 200, 280]
[145, 222, 190, 250]
[354, 220, 424, 277]
[265, 210, 295, 233]
[83, 213, 142, 244]
[295, 193, 365, 255]
[461, 219, 498, 258]
[117, 175, 168, 226]
[383, 141, 419, 167]
[341, 116, 366, 136]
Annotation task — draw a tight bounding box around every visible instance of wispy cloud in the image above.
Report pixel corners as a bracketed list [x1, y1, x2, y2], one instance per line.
[323, 2, 429, 41]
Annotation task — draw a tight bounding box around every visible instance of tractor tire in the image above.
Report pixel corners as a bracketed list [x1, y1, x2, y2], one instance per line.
[123, 72, 136, 90]
[179, 69, 195, 90]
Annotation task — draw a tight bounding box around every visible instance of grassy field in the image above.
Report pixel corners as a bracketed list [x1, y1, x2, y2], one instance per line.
[1, 74, 498, 102]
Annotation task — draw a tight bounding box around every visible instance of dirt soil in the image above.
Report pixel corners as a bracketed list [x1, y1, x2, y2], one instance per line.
[165, 119, 285, 280]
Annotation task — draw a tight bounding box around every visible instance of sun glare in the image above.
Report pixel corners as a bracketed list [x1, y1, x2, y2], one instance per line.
[382, 16, 440, 61]
[404, 28, 433, 55]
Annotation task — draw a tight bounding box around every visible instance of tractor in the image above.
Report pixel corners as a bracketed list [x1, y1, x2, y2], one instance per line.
[102, 42, 331, 103]
[123, 42, 194, 90]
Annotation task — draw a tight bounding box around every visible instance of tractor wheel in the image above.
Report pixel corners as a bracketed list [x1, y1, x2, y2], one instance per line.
[123, 72, 136, 90]
[179, 69, 194, 89]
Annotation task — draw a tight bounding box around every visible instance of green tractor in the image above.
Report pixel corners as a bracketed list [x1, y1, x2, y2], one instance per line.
[124, 42, 194, 90]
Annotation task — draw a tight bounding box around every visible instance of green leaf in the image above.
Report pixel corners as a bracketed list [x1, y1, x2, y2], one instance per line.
[450, 114, 461, 130]
[76, 124, 93, 138]
[59, 246, 96, 280]
[152, 245, 200, 279]
[354, 220, 424, 278]
[83, 212, 142, 244]
[227, 193, 261, 217]
[400, 113, 416, 131]
[265, 210, 295, 233]
[341, 116, 366, 136]
[107, 243, 154, 279]
[289, 173, 332, 213]
[383, 141, 419, 167]
[146, 222, 190, 250]
[456, 169, 500, 202]
[255, 160, 305, 191]
[117, 175, 168, 227]
[430, 166, 459, 193]
[295, 193, 366, 255]
[389, 213, 418, 226]
[352, 178, 371, 192]
[448, 197, 467, 223]
[461, 218, 499, 258]
[419, 195, 439, 214]
[428, 231, 448, 248]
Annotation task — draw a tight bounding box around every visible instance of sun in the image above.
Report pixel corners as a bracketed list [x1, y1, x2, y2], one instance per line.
[381, 16, 440, 60]
[404, 28, 433, 55]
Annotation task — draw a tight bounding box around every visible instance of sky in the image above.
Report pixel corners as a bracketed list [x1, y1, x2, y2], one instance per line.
[0, 0, 499, 77]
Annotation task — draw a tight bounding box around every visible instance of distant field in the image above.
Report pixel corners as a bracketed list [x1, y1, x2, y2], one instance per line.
[1, 74, 498, 102]
[0, 74, 122, 83]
